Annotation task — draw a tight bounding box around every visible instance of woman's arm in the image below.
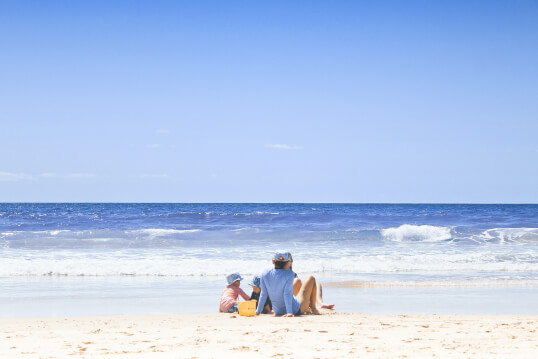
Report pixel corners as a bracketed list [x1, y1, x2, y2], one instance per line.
[283, 274, 294, 315]
[255, 276, 268, 315]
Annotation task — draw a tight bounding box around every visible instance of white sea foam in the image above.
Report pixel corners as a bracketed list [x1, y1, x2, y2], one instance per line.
[381, 225, 453, 242]
[127, 229, 202, 237]
[48, 230, 65, 236]
[0, 228, 205, 248]
[2, 226, 537, 252]
[1, 247, 537, 278]
[477, 228, 538, 243]
[230, 227, 260, 233]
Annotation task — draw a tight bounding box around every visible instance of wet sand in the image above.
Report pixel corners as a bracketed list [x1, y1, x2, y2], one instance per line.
[323, 279, 538, 288]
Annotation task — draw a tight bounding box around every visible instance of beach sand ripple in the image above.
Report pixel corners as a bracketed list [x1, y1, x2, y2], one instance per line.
[1, 312, 537, 358]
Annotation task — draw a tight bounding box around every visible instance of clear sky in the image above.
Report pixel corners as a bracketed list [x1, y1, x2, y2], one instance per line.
[1, 0, 537, 203]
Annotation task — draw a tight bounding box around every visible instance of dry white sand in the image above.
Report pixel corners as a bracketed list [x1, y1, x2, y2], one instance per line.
[1, 312, 537, 358]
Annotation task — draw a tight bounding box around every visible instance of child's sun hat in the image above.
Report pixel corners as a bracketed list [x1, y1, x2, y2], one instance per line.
[226, 272, 244, 285]
[249, 275, 261, 288]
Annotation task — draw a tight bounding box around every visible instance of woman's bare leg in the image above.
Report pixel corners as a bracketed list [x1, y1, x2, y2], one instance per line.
[293, 278, 302, 296]
[316, 282, 335, 309]
[296, 275, 319, 314]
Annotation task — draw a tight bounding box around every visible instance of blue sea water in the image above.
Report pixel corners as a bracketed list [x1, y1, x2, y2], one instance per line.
[1, 203, 537, 316]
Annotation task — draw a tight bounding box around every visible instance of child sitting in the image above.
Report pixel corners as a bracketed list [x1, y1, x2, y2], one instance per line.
[219, 272, 250, 313]
[249, 275, 273, 314]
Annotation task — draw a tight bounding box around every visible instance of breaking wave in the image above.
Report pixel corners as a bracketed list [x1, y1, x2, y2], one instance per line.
[381, 225, 453, 242]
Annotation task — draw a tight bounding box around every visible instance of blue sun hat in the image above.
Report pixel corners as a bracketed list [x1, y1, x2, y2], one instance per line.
[249, 275, 261, 288]
[226, 272, 244, 285]
[273, 251, 292, 262]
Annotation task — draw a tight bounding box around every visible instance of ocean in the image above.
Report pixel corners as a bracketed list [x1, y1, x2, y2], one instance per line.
[1, 203, 537, 317]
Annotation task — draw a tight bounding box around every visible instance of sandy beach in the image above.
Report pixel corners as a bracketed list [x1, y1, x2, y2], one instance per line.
[1, 312, 537, 358]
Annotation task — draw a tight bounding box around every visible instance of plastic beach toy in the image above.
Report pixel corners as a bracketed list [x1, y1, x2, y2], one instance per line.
[238, 300, 257, 317]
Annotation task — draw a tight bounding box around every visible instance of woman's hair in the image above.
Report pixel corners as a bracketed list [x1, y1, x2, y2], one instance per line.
[274, 260, 288, 269]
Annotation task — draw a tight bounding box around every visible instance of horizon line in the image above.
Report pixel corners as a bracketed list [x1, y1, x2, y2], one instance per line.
[0, 202, 537, 205]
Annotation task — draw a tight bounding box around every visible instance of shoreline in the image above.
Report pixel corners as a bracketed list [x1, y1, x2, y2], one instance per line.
[3, 277, 538, 318]
[323, 279, 538, 288]
[1, 312, 537, 358]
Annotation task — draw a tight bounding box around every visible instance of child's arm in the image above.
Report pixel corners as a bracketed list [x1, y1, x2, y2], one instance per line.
[238, 288, 250, 301]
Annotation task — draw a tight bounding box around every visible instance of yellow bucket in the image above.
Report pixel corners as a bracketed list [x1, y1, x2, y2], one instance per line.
[238, 300, 257, 317]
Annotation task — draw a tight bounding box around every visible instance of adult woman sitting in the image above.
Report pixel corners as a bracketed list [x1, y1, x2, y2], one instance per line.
[292, 276, 335, 310]
[255, 251, 320, 317]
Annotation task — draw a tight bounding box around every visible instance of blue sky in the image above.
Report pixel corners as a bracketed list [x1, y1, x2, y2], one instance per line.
[1, 0, 537, 202]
